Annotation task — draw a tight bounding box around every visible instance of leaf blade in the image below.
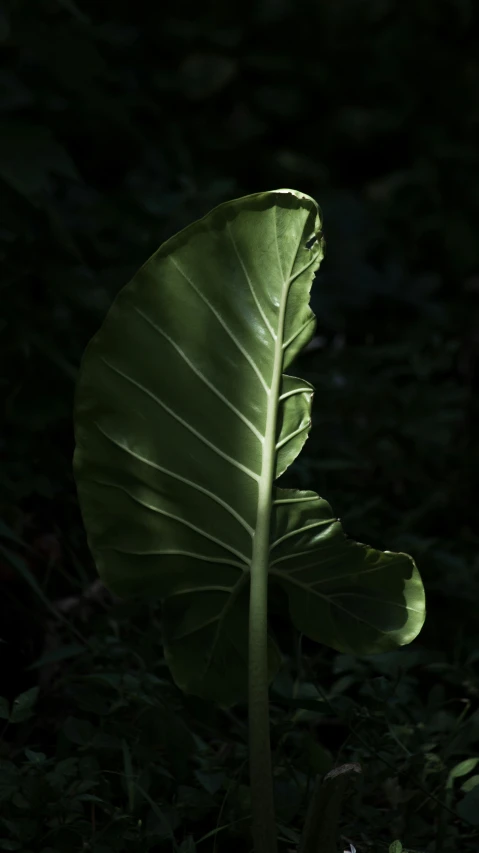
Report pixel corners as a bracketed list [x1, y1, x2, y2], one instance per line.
[74, 189, 425, 703]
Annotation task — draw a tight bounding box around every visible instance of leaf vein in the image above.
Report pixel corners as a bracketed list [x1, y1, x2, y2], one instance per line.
[270, 570, 411, 634]
[226, 223, 277, 341]
[169, 256, 270, 394]
[276, 422, 310, 451]
[282, 316, 315, 351]
[273, 496, 319, 505]
[269, 520, 337, 552]
[328, 592, 422, 614]
[98, 547, 246, 571]
[95, 423, 255, 535]
[133, 306, 264, 444]
[87, 476, 250, 565]
[279, 386, 313, 402]
[100, 358, 260, 483]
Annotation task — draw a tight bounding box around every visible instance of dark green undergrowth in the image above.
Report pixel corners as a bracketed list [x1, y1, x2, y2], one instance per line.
[1, 0, 479, 850]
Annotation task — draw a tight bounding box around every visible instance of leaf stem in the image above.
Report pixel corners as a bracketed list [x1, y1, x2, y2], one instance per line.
[248, 214, 292, 853]
[248, 542, 278, 853]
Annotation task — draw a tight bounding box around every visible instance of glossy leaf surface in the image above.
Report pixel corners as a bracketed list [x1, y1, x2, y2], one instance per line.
[74, 189, 425, 704]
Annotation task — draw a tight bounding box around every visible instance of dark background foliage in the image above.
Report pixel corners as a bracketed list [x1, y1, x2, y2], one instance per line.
[1, 1, 478, 851]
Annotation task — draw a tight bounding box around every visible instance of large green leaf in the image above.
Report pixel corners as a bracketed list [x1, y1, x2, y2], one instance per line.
[73, 189, 425, 704]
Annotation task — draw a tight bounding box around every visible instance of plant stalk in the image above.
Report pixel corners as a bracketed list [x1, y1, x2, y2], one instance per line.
[248, 235, 293, 853]
[248, 550, 278, 853]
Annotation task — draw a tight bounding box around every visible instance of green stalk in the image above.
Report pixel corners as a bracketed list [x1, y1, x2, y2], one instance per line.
[248, 540, 278, 853]
[248, 242, 291, 853]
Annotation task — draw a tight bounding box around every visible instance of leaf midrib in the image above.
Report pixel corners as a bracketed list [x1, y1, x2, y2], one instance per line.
[252, 211, 296, 575]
